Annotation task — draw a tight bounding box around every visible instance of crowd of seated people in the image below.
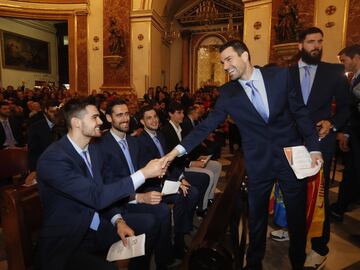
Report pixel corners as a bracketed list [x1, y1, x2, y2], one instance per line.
[0, 82, 231, 269]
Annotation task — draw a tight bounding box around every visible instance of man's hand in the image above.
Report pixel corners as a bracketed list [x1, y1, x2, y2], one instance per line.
[179, 179, 191, 197]
[337, 132, 350, 152]
[141, 158, 167, 179]
[163, 148, 180, 167]
[310, 152, 323, 168]
[316, 120, 333, 139]
[116, 218, 134, 247]
[136, 191, 162, 204]
[24, 171, 37, 186]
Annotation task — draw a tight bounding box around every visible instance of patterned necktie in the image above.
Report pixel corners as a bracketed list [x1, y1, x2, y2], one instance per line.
[81, 150, 99, 231]
[301, 65, 311, 104]
[118, 139, 135, 174]
[246, 80, 269, 122]
[153, 135, 165, 157]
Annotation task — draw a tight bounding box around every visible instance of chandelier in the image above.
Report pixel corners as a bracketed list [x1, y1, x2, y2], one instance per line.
[224, 14, 240, 40]
[164, 22, 180, 44]
[195, 0, 219, 25]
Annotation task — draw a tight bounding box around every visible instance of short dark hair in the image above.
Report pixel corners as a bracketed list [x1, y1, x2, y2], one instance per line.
[219, 40, 251, 62]
[298, 27, 324, 43]
[167, 102, 183, 114]
[42, 100, 59, 111]
[338, 44, 360, 58]
[139, 105, 156, 120]
[63, 97, 95, 129]
[105, 98, 127, 115]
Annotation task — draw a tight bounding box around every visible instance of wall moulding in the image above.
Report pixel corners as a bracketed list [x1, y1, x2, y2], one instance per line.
[0, 2, 89, 93]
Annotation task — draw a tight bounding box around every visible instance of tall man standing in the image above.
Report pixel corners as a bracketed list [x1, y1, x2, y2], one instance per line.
[289, 27, 350, 269]
[164, 40, 323, 270]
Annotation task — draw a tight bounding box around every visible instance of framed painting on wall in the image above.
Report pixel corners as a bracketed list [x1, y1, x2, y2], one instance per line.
[1, 30, 51, 73]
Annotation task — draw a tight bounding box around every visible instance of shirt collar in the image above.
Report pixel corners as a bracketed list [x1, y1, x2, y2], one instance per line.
[67, 134, 89, 154]
[238, 67, 261, 86]
[169, 120, 182, 133]
[45, 115, 54, 129]
[298, 59, 318, 68]
[110, 129, 126, 142]
[144, 128, 157, 138]
[352, 69, 360, 80]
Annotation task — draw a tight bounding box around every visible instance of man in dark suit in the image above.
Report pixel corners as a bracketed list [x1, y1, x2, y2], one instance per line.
[36, 98, 167, 270]
[164, 40, 323, 270]
[289, 27, 350, 269]
[0, 101, 25, 149]
[160, 102, 211, 215]
[98, 99, 184, 269]
[330, 45, 360, 224]
[137, 105, 200, 259]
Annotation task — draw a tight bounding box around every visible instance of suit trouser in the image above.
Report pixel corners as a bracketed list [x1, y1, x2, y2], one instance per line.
[246, 175, 307, 269]
[183, 171, 210, 211]
[66, 214, 159, 270]
[311, 139, 336, 256]
[336, 134, 360, 213]
[185, 160, 222, 209]
[126, 202, 172, 267]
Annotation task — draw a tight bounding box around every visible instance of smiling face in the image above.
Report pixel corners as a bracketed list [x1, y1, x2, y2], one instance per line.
[107, 104, 130, 134]
[141, 109, 159, 131]
[77, 105, 103, 138]
[220, 46, 249, 80]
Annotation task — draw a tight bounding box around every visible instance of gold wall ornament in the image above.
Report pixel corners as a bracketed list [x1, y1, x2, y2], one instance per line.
[137, 44, 143, 49]
[137, 34, 144, 41]
[325, 5, 336, 15]
[254, 21, 262, 30]
[195, 0, 219, 25]
[254, 34, 261, 40]
[93, 36, 99, 43]
[325, 21, 335, 28]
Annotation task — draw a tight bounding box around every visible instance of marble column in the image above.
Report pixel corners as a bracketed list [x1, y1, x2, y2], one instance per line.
[181, 30, 191, 88]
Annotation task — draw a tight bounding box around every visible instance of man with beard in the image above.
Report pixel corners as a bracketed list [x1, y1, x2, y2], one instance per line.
[98, 99, 180, 270]
[36, 98, 167, 270]
[164, 40, 323, 270]
[289, 27, 350, 269]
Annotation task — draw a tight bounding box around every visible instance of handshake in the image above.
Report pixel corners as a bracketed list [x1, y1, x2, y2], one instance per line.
[140, 148, 180, 179]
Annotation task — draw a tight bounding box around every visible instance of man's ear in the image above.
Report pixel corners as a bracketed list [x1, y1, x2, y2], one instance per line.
[298, 42, 303, 51]
[140, 119, 145, 126]
[106, 114, 112, 123]
[241, 51, 249, 62]
[71, 117, 80, 129]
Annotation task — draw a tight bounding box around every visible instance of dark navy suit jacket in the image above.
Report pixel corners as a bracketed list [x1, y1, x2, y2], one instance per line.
[36, 135, 135, 270]
[289, 62, 350, 150]
[180, 67, 320, 180]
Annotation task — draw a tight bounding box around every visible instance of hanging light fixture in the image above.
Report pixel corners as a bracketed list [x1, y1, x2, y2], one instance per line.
[224, 14, 240, 40]
[164, 21, 180, 44]
[195, 0, 219, 25]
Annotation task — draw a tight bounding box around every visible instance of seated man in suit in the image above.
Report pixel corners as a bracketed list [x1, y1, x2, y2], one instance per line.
[26, 100, 60, 184]
[161, 102, 213, 215]
[137, 105, 201, 259]
[0, 101, 25, 149]
[98, 99, 198, 269]
[181, 105, 222, 206]
[36, 97, 167, 270]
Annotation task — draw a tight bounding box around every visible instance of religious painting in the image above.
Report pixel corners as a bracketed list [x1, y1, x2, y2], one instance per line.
[1, 30, 51, 73]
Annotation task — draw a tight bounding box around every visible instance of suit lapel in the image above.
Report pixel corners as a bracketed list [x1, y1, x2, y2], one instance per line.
[106, 132, 131, 174]
[308, 62, 325, 104]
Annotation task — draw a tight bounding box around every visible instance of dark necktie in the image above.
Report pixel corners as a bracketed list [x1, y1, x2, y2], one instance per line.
[246, 80, 269, 122]
[118, 139, 135, 174]
[81, 150, 100, 231]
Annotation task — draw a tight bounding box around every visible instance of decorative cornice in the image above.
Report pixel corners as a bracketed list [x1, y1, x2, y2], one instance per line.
[130, 9, 165, 31]
[3, 18, 58, 34]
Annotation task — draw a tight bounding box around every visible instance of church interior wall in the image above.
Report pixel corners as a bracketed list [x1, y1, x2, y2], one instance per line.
[0, 17, 58, 90]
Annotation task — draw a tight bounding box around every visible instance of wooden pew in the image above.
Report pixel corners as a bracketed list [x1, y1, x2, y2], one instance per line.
[185, 151, 248, 270]
[0, 185, 42, 270]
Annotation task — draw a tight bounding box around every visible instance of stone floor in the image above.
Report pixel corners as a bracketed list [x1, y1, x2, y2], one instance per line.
[1, 146, 360, 270]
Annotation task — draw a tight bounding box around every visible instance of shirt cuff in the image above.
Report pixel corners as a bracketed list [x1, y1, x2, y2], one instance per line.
[178, 173, 185, 181]
[344, 133, 350, 138]
[175, 145, 187, 157]
[111, 214, 123, 226]
[131, 170, 145, 190]
[309, 151, 322, 154]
